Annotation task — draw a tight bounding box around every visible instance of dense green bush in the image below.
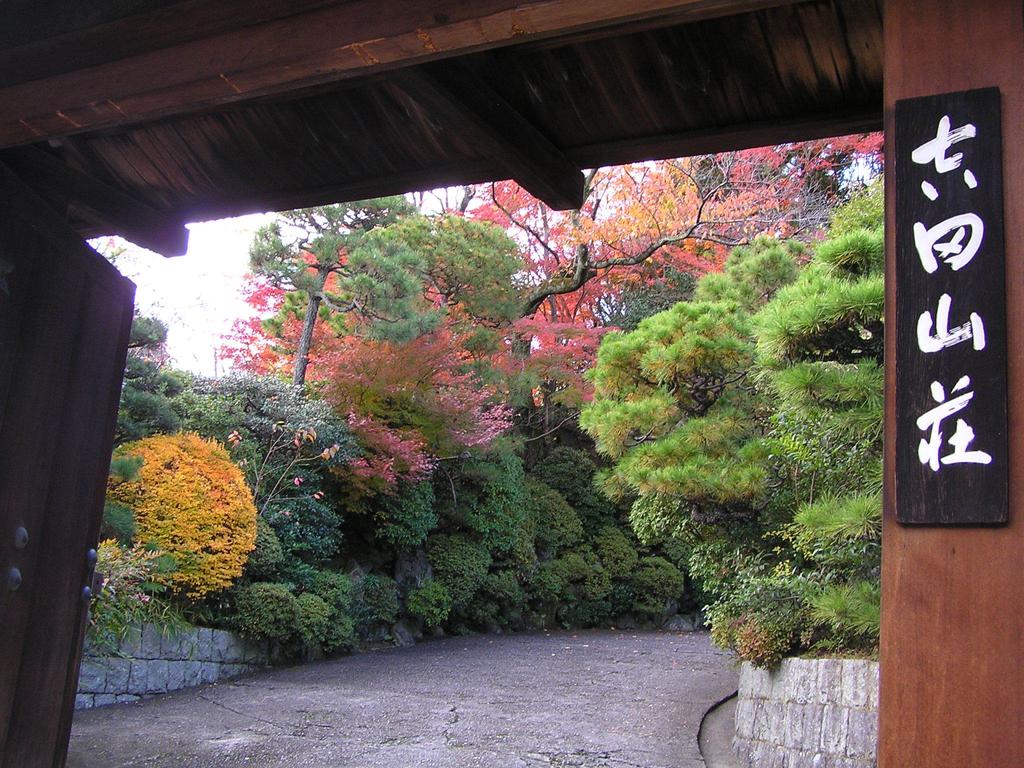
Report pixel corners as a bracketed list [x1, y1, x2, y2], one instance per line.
[526, 478, 583, 556]
[295, 593, 333, 648]
[233, 582, 299, 643]
[406, 579, 452, 628]
[308, 570, 357, 652]
[435, 449, 528, 556]
[245, 516, 285, 581]
[427, 534, 492, 610]
[265, 496, 344, 563]
[593, 526, 638, 580]
[374, 481, 437, 550]
[468, 569, 528, 628]
[353, 573, 400, 628]
[629, 556, 686, 622]
[530, 447, 616, 532]
[310, 570, 354, 611]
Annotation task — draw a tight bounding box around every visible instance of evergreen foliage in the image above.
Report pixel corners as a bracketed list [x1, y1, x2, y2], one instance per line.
[406, 579, 452, 629]
[308, 570, 357, 652]
[245, 515, 286, 581]
[373, 480, 437, 551]
[525, 478, 584, 556]
[528, 447, 615, 532]
[629, 556, 686, 622]
[582, 185, 884, 666]
[233, 582, 300, 643]
[581, 237, 801, 526]
[117, 314, 184, 444]
[353, 573, 400, 628]
[427, 534, 492, 611]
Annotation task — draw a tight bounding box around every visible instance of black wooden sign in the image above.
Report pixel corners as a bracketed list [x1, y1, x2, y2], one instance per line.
[895, 87, 1007, 525]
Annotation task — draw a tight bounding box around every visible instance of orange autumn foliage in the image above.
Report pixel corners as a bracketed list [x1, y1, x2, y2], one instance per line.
[108, 433, 257, 598]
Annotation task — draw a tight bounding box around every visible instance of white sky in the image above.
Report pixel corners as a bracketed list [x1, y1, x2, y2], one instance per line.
[91, 213, 275, 376]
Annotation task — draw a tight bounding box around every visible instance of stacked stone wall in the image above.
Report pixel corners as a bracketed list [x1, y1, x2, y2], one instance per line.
[733, 657, 878, 768]
[75, 624, 268, 709]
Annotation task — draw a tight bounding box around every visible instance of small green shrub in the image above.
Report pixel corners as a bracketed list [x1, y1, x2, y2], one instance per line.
[265, 495, 343, 563]
[407, 579, 453, 628]
[533, 560, 567, 604]
[526, 478, 583, 555]
[323, 613, 357, 653]
[233, 582, 299, 643]
[310, 570, 354, 613]
[275, 559, 323, 592]
[427, 535, 491, 609]
[308, 569, 357, 652]
[467, 569, 528, 628]
[354, 573, 399, 627]
[295, 592, 333, 648]
[706, 576, 809, 668]
[560, 598, 613, 628]
[554, 551, 591, 584]
[375, 481, 437, 550]
[583, 564, 612, 602]
[629, 556, 685, 621]
[593, 526, 639, 579]
[530, 447, 616, 531]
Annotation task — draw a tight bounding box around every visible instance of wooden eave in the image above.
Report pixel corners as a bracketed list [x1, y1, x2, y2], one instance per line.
[0, 0, 883, 256]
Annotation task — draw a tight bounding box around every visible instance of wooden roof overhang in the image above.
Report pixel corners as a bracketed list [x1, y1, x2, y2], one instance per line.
[0, 0, 882, 256]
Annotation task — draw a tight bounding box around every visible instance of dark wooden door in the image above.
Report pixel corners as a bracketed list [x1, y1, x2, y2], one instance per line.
[0, 162, 135, 767]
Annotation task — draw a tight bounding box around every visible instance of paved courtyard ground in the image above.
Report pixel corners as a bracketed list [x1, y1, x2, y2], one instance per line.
[67, 630, 738, 768]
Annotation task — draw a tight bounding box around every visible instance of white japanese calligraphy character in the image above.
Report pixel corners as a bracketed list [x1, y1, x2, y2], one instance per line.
[916, 376, 992, 471]
[913, 213, 985, 273]
[912, 115, 977, 174]
[917, 293, 986, 353]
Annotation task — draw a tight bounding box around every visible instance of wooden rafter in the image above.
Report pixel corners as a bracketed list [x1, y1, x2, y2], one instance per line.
[0, 0, 796, 149]
[391, 64, 584, 210]
[2, 148, 190, 257]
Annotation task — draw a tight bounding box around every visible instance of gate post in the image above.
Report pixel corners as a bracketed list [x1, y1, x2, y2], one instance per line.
[881, 1, 1024, 765]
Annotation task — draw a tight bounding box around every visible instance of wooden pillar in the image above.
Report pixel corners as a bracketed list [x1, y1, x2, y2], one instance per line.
[881, 2, 1024, 766]
[0, 164, 135, 767]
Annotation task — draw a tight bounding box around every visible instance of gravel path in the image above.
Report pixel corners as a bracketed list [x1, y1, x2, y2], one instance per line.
[68, 630, 738, 768]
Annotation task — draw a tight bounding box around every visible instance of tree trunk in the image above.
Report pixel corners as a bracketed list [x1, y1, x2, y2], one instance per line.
[292, 291, 322, 386]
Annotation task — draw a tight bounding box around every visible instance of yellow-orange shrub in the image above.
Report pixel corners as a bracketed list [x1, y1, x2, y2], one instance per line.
[108, 433, 257, 598]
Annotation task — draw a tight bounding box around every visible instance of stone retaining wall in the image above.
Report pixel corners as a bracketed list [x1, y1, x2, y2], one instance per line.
[733, 657, 879, 768]
[76, 624, 268, 709]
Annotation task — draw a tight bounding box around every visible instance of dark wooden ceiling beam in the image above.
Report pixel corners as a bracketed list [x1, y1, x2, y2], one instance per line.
[1, 148, 190, 256]
[0, 0, 799, 149]
[169, 160, 507, 227]
[392, 65, 584, 210]
[565, 107, 883, 168]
